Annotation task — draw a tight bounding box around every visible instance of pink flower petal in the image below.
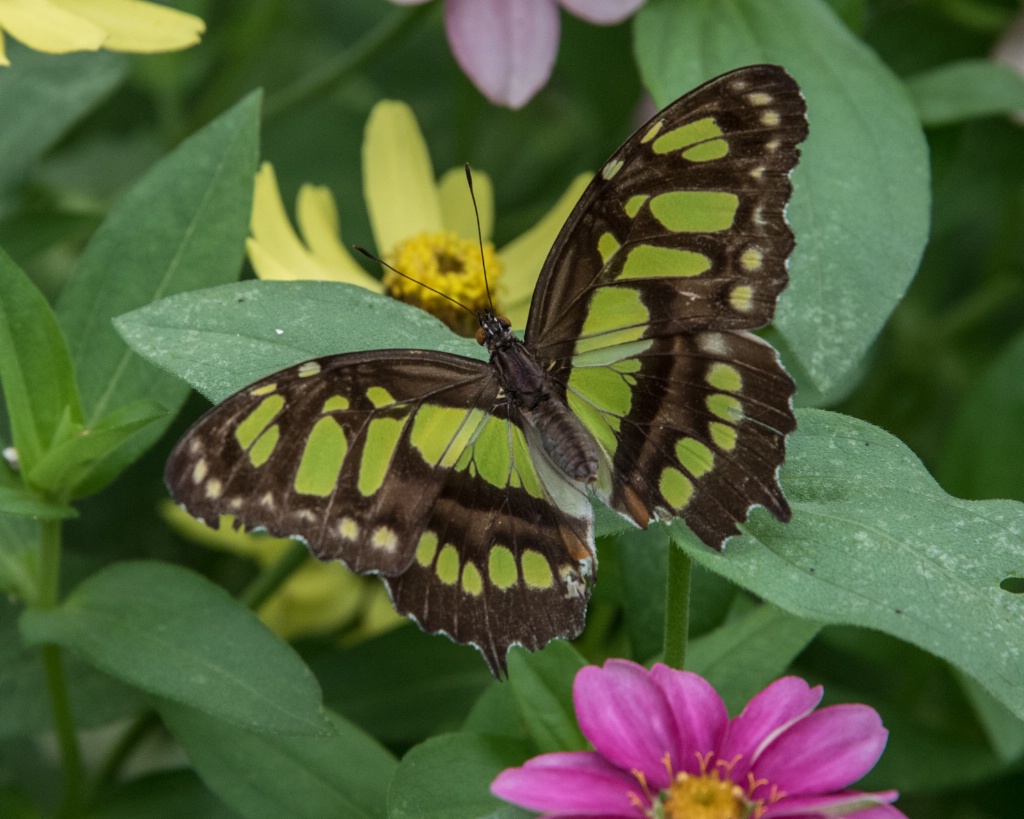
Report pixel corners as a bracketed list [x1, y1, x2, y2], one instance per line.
[762, 789, 902, 817]
[573, 661, 678, 790]
[649, 664, 727, 774]
[558, 0, 647, 24]
[752, 704, 889, 797]
[491, 751, 646, 816]
[444, 0, 560, 108]
[720, 677, 823, 778]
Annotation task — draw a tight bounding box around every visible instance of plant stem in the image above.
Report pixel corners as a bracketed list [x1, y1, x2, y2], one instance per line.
[240, 540, 310, 611]
[662, 540, 692, 669]
[263, 4, 434, 123]
[37, 518, 84, 814]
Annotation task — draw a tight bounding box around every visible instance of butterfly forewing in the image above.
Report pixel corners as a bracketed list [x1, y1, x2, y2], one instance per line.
[527, 64, 806, 549]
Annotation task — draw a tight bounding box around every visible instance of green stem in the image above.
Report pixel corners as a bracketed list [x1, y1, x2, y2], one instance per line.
[662, 542, 692, 670]
[239, 540, 310, 611]
[263, 4, 434, 123]
[85, 711, 160, 804]
[36, 518, 84, 814]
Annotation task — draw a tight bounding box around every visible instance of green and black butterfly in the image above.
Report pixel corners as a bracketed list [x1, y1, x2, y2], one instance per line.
[166, 65, 808, 674]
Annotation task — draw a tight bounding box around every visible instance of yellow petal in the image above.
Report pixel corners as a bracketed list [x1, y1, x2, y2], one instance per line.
[0, 0, 105, 53]
[257, 562, 362, 640]
[249, 163, 320, 281]
[296, 184, 381, 291]
[54, 0, 204, 53]
[438, 165, 494, 243]
[498, 172, 593, 328]
[362, 100, 442, 255]
[158, 500, 292, 563]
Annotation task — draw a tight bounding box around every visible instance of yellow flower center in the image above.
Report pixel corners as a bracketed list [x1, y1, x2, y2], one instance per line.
[385, 230, 503, 337]
[661, 770, 748, 819]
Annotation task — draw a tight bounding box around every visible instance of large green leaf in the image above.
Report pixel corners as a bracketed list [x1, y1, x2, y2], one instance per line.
[159, 701, 394, 819]
[673, 408, 1024, 719]
[19, 561, 331, 735]
[387, 733, 532, 819]
[114, 280, 483, 403]
[0, 247, 82, 476]
[906, 60, 1024, 127]
[53, 92, 261, 488]
[686, 601, 820, 714]
[634, 0, 930, 392]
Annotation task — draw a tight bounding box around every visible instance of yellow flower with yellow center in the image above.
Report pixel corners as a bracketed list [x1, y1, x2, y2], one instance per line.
[247, 99, 592, 334]
[0, 0, 204, 66]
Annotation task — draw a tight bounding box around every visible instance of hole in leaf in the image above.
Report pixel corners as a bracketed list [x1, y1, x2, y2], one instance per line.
[999, 577, 1024, 594]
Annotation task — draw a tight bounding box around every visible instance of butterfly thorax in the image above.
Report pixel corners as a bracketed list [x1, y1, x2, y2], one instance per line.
[477, 309, 600, 485]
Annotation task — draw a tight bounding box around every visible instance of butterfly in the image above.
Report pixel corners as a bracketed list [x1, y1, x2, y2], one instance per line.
[166, 64, 808, 675]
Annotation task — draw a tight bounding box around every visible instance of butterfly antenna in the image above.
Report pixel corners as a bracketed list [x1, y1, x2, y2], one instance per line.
[464, 163, 496, 313]
[353, 245, 479, 323]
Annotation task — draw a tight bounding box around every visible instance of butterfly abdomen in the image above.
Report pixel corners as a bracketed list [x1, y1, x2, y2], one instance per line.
[490, 337, 600, 484]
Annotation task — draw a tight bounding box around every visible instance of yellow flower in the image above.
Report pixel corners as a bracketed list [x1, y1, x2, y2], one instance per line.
[160, 502, 404, 642]
[0, 0, 204, 66]
[247, 99, 592, 334]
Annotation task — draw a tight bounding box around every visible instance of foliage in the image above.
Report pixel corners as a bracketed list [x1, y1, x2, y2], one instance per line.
[2, 0, 1024, 817]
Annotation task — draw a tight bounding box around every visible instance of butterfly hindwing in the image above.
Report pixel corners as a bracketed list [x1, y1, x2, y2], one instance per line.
[165, 350, 595, 673]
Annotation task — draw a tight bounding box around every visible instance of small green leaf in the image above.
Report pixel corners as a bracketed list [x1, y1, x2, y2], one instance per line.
[27, 400, 166, 498]
[388, 733, 533, 819]
[0, 488, 77, 520]
[634, 0, 930, 392]
[54, 91, 261, 476]
[159, 701, 394, 819]
[673, 408, 1024, 720]
[906, 60, 1024, 127]
[114, 280, 482, 403]
[507, 642, 587, 754]
[18, 561, 332, 735]
[0, 515, 38, 601]
[617, 526, 668, 662]
[686, 601, 820, 713]
[0, 247, 83, 476]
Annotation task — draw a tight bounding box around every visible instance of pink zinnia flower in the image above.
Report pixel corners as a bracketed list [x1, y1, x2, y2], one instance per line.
[390, 0, 646, 108]
[492, 660, 905, 818]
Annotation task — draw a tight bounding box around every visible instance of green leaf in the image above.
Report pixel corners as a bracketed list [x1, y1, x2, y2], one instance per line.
[507, 641, 587, 754]
[634, 0, 930, 392]
[0, 488, 76, 520]
[87, 770, 237, 819]
[616, 526, 668, 662]
[939, 331, 1024, 503]
[686, 601, 820, 713]
[0, 598, 145, 739]
[114, 280, 483, 403]
[0, 247, 83, 476]
[18, 561, 331, 735]
[27, 400, 166, 498]
[158, 701, 394, 819]
[309, 625, 491, 747]
[672, 408, 1024, 720]
[906, 59, 1024, 127]
[53, 91, 261, 480]
[0, 514, 39, 601]
[0, 46, 125, 195]
[387, 733, 533, 819]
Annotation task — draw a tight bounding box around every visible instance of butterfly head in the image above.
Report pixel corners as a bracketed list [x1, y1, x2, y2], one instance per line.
[475, 310, 514, 353]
